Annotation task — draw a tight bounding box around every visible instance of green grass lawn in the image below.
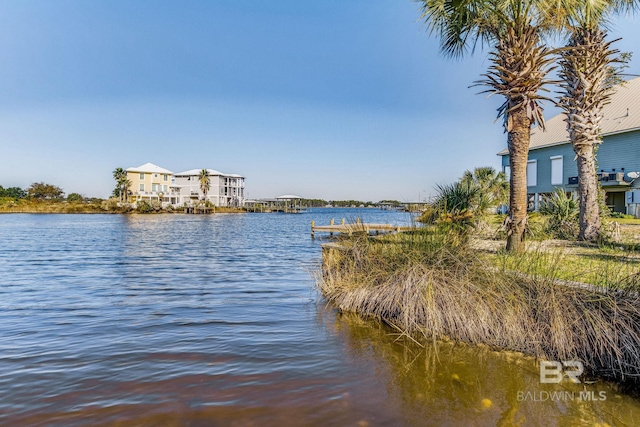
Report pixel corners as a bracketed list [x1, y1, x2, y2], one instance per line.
[481, 243, 640, 288]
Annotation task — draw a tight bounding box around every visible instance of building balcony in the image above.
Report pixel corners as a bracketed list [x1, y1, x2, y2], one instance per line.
[568, 172, 630, 186]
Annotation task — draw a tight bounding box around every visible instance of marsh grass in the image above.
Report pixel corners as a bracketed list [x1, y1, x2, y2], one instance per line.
[0, 198, 246, 214]
[0, 199, 108, 214]
[318, 228, 640, 384]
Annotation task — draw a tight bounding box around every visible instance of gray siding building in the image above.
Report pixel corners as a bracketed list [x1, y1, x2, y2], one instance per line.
[499, 77, 640, 216]
[173, 169, 245, 207]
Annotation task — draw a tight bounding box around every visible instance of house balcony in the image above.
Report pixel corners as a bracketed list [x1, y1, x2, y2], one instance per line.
[134, 190, 178, 198]
[568, 172, 630, 187]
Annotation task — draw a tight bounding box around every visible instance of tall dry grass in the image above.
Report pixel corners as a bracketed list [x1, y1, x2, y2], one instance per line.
[318, 229, 640, 384]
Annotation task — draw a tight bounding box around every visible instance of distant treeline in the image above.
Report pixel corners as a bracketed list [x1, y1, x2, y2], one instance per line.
[299, 199, 403, 208]
[0, 182, 98, 203]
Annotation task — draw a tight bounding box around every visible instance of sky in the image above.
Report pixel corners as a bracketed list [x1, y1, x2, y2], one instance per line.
[0, 1, 639, 202]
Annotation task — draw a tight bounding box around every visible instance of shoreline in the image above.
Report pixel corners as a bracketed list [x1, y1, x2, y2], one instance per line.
[317, 231, 640, 391]
[0, 204, 247, 215]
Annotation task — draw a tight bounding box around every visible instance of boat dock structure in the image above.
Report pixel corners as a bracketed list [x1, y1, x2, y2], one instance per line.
[311, 218, 412, 238]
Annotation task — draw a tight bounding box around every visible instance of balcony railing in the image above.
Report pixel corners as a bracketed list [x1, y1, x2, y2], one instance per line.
[568, 172, 628, 186]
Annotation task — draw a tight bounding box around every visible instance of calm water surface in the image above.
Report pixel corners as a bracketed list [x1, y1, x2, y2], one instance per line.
[1, 210, 640, 426]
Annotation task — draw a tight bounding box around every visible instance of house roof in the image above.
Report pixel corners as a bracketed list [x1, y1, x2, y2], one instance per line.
[498, 77, 640, 156]
[126, 162, 173, 174]
[175, 168, 224, 176]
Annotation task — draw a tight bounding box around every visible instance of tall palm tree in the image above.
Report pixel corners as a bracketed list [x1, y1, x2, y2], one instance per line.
[553, 0, 634, 241]
[198, 169, 210, 202]
[112, 167, 126, 202]
[419, 0, 557, 252]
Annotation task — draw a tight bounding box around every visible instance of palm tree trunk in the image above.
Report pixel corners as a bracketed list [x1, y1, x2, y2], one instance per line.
[558, 27, 623, 241]
[506, 105, 532, 253]
[575, 144, 601, 240]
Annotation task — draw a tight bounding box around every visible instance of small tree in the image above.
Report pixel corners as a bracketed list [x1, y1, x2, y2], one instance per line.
[0, 186, 26, 199]
[198, 169, 210, 202]
[67, 193, 84, 203]
[28, 182, 64, 200]
[460, 167, 509, 213]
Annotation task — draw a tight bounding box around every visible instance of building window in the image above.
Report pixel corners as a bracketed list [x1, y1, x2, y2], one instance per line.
[139, 172, 144, 179]
[551, 156, 563, 185]
[527, 160, 537, 187]
[139, 183, 145, 191]
[163, 174, 168, 181]
[163, 185, 168, 192]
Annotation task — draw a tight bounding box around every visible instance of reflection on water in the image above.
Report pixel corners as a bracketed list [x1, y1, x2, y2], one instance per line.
[322, 311, 640, 427]
[1, 211, 639, 426]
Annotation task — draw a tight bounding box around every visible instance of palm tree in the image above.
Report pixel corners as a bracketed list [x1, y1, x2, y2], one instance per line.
[554, 1, 634, 241]
[419, 0, 557, 252]
[120, 177, 131, 202]
[198, 169, 210, 202]
[460, 166, 509, 213]
[112, 167, 126, 202]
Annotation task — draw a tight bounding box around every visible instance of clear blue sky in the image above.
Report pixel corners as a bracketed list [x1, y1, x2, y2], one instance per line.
[1, 1, 639, 201]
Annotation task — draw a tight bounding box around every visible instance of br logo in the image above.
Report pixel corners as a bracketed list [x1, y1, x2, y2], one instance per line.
[540, 361, 584, 384]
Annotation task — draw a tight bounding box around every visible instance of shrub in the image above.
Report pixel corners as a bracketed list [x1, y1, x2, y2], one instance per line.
[136, 200, 153, 213]
[67, 193, 84, 203]
[610, 212, 635, 219]
[539, 188, 579, 240]
[101, 198, 121, 211]
[422, 182, 479, 235]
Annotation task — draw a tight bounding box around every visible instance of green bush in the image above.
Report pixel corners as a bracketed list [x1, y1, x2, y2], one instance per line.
[67, 193, 84, 203]
[539, 188, 579, 240]
[136, 200, 153, 213]
[101, 198, 120, 211]
[424, 181, 478, 234]
[610, 212, 635, 219]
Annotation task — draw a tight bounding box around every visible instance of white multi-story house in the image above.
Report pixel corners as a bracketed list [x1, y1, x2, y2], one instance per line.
[173, 169, 245, 207]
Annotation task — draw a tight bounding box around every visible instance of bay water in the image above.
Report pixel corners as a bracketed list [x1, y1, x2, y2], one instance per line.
[1, 210, 639, 426]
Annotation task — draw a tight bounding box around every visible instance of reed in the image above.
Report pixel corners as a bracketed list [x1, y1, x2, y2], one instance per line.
[318, 229, 640, 385]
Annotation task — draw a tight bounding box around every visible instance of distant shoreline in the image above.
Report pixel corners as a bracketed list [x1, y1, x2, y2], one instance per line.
[0, 202, 246, 215]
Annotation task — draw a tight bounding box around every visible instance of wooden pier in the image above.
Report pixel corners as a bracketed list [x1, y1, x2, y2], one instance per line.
[311, 218, 411, 238]
[185, 206, 215, 214]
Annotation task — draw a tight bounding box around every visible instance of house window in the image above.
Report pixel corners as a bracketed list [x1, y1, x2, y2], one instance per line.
[163, 185, 168, 192]
[139, 172, 144, 179]
[504, 165, 511, 181]
[551, 156, 563, 185]
[163, 174, 168, 181]
[139, 183, 145, 191]
[527, 160, 537, 187]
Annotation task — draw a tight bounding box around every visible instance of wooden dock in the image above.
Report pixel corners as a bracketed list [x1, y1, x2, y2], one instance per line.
[185, 206, 214, 214]
[311, 218, 412, 238]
